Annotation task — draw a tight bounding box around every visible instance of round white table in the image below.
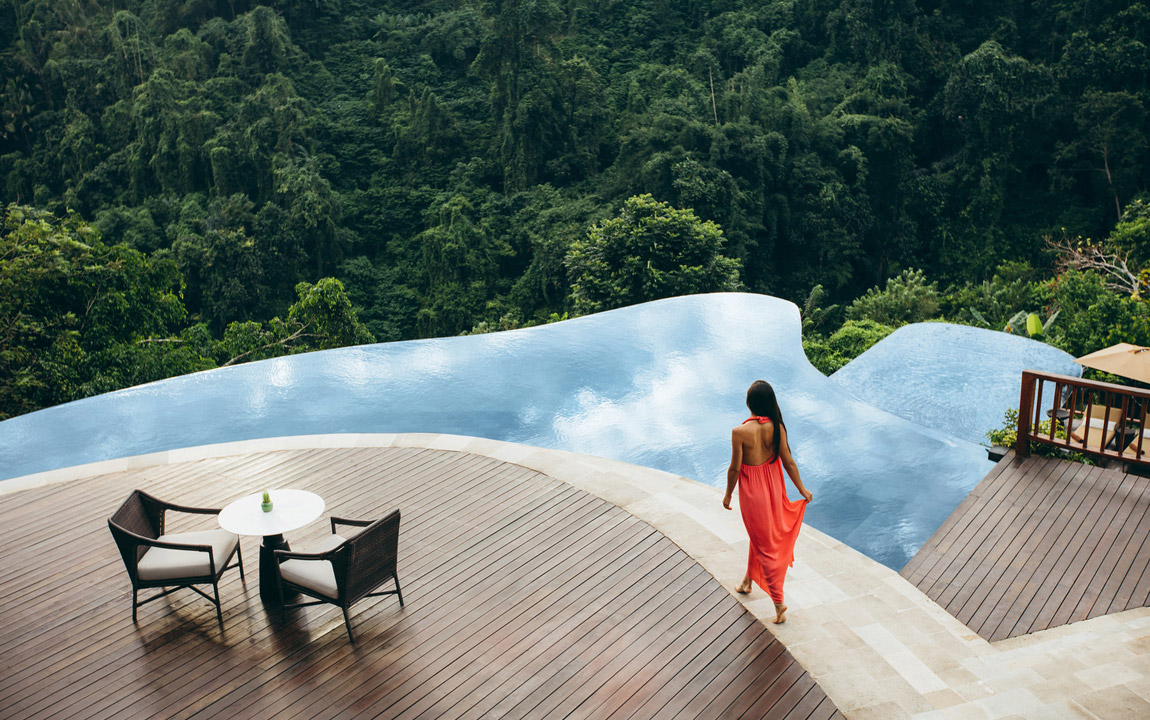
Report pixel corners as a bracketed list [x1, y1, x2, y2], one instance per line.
[219, 489, 325, 604]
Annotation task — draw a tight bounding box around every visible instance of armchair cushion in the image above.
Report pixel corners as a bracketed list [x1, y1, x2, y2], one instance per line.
[278, 534, 346, 600]
[137, 529, 239, 582]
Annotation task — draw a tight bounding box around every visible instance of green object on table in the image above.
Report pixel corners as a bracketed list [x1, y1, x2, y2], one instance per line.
[261, 491, 273, 512]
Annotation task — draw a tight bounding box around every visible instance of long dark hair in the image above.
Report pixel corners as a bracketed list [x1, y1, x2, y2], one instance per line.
[746, 380, 785, 459]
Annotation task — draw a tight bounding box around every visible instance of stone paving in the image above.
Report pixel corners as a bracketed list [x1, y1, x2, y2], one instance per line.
[10, 432, 1150, 719]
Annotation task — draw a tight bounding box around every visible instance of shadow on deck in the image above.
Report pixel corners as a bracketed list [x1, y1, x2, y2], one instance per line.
[0, 445, 843, 720]
[901, 450, 1150, 642]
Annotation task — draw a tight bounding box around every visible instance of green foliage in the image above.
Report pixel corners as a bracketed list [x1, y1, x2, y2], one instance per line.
[0, 204, 187, 419]
[0, 204, 375, 418]
[1109, 198, 1150, 273]
[846, 269, 939, 327]
[566, 194, 742, 314]
[5, 0, 1150, 415]
[803, 319, 896, 375]
[800, 284, 841, 338]
[1044, 269, 1150, 357]
[941, 261, 1040, 329]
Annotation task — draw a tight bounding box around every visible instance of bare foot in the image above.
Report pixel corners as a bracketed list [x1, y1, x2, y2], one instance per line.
[735, 577, 752, 594]
[773, 604, 787, 624]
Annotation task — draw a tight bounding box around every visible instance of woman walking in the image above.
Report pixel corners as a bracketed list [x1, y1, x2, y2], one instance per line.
[723, 380, 812, 624]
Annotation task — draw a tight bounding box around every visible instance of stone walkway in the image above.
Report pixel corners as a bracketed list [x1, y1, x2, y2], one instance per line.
[9, 433, 1150, 719]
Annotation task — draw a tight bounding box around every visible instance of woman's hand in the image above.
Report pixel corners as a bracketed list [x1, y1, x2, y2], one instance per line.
[722, 490, 733, 510]
[800, 487, 813, 503]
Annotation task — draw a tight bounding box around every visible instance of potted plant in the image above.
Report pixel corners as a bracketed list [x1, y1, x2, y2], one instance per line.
[261, 491, 273, 512]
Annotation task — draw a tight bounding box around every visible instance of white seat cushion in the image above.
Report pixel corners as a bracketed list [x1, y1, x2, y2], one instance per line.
[137, 529, 239, 582]
[279, 534, 346, 600]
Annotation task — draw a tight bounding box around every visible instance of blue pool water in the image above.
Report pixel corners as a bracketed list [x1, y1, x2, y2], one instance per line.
[833, 323, 1080, 444]
[0, 293, 1078, 569]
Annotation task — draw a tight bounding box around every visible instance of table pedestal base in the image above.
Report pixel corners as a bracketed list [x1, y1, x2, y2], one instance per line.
[259, 533, 292, 605]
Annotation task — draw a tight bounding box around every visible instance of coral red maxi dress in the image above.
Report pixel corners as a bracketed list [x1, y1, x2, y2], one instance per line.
[739, 416, 807, 604]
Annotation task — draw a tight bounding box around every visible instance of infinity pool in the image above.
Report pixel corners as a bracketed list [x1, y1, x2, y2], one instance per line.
[0, 293, 1078, 569]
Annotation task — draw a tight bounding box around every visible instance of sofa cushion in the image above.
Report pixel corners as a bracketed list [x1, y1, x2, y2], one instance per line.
[279, 534, 346, 599]
[137, 529, 239, 581]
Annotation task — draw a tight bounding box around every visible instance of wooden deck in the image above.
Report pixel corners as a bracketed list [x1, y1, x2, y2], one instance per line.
[902, 450, 1150, 641]
[0, 445, 842, 720]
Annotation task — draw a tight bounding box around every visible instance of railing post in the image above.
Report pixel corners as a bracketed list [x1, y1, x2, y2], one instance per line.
[1017, 371, 1035, 458]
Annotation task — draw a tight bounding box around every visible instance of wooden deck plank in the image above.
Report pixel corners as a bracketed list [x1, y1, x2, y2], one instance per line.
[1103, 492, 1150, 616]
[947, 456, 1077, 622]
[0, 445, 839, 719]
[903, 452, 1150, 642]
[1062, 475, 1150, 624]
[924, 453, 1055, 604]
[917, 453, 1053, 594]
[959, 457, 1085, 630]
[901, 451, 1021, 586]
[1019, 465, 1130, 635]
[974, 458, 1098, 640]
[983, 463, 1105, 641]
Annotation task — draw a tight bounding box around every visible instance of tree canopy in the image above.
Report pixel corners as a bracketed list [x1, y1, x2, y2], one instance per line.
[2, 0, 1150, 416]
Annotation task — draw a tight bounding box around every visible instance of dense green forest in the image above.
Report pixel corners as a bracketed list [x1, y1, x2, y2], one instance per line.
[2, 0, 1149, 420]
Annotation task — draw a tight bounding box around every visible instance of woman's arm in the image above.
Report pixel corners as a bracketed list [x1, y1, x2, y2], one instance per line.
[779, 425, 813, 502]
[723, 430, 742, 509]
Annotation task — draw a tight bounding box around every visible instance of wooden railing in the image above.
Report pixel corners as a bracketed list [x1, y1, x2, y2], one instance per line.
[1017, 370, 1150, 465]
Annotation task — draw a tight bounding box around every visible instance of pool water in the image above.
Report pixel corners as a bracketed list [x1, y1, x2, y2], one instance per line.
[0, 293, 1078, 569]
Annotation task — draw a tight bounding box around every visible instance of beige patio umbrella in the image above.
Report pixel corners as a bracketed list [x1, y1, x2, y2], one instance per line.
[1075, 343, 1150, 384]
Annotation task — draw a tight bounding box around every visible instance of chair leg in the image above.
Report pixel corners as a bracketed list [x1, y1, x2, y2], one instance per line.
[131, 589, 138, 623]
[342, 606, 354, 643]
[213, 582, 223, 626]
[236, 543, 245, 581]
[394, 573, 404, 607]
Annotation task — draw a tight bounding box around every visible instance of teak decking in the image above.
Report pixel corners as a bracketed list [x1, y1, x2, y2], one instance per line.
[0, 446, 842, 720]
[902, 450, 1150, 641]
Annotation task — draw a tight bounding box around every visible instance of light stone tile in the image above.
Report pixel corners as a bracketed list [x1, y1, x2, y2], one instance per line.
[853, 623, 949, 694]
[1071, 685, 1150, 719]
[565, 471, 652, 508]
[1014, 704, 1094, 720]
[484, 441, 539, 464]
[1125, 610, 1150, 629]
[1126, 635, 1150, 655]
[848, 701, 913, 719]
[971, 689, 1044, 719]
[915, 628, 981, 662]
[816, 667, 908, 712]
[1025, 676, 1096, 705]
[1024, 654, 1091, 681]
[925, 689, 966, 710]
[785, 574, 850, 608]
[1124, 676, 1150, 703]
[936, 701, 992, 719]
[623, 495, 679, 524]
[953, 680, 999, 702]
[648, 513, 733, 558]
[1074, 662, 1144, 690]
[1125, 653, 1150, 677]
[1073, 644, 1140, 669]
[820, 618, 870, 650]
[818, 597, 880, 630]
[636, 491, 747, 545]
[845, 643, 902, 680]
[695, 548, 745, 582]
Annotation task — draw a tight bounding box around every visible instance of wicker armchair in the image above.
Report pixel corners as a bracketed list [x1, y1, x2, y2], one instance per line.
[274, 510, 403, 641]
[108, 490, 244, 625]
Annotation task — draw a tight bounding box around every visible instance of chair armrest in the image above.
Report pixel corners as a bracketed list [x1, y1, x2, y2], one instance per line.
[162, 502, 222, 516]
[330, 516, 374, 532]
[273, 546, 341, 563]
[139, 490, 220, 520]
[112, 524, 216, 554]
